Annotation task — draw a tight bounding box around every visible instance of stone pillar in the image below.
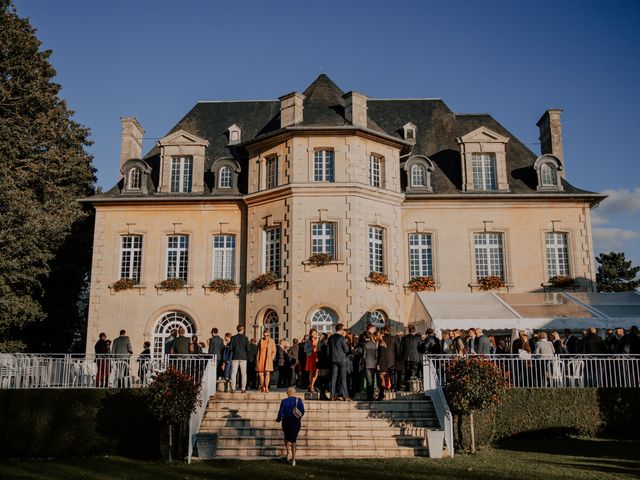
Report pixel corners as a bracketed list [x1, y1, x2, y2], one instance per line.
[279, 92, 305, 128]
[120, 117, 144, 173]
[343, 91, 368, 128]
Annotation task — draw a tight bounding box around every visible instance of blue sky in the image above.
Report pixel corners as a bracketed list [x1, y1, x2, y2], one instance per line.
[13, 0, 640, 267]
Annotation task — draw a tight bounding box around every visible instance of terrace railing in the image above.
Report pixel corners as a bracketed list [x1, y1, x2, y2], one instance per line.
[423, 356, 454, 457]
[426, 354, 640, 389]
[0, 353, 215, 389]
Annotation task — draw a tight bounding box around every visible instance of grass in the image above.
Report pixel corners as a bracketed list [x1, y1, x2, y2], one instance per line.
[0, 437, 639, 480]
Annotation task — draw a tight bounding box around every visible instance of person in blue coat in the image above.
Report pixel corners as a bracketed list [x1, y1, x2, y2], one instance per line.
[276, 386, 305, 466]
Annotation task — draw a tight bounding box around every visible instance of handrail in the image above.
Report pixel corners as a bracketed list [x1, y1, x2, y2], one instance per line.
[423, 355, 454, 458]
[187, 355, 217, 463]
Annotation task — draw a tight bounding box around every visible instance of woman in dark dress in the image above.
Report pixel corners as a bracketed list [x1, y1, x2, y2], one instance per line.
[376, 333, 389, 401]
[94, 332, 109, 387]
[276, 386, 305, 466]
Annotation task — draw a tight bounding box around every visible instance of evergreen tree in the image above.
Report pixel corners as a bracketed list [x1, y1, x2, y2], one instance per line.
[596, 252, 640, 292]
[0, 1, 96, 351]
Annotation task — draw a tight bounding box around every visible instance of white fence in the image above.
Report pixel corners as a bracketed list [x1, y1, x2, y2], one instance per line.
[423, 357, 454, 458]
[0, 353, 215, 389]
[426, 354, 640, 389]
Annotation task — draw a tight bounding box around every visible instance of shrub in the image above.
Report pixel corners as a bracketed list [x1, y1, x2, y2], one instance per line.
[478, 275, 505, 291]
[549, 275, 576, 289]
[308, 253, 333, 266]
[208, 278, 236, 294]
[407, 276, 435, 292]
[158, 278, 185, 291]
[112, 278, 136, 292]
[250, 272, 278, 292]
[368, 271, 388, 285]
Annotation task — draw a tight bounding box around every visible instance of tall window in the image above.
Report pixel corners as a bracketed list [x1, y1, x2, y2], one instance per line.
[266, 156, 278, 189]
[219, 166, 233, 189]
[411, 164, 426, 187]
[474, 232, 504, 280]
[120, 235, 142, 284]
[546, 232, 569, 278]
[368, 226, 384, 274]
[314, 150, 335, 182]
[540, 163, 558, 187]
[369, 155, 382, 188]
[264, 309, 280, 342]
[472, 153, 497, 190]
[311, 222, 335, 259]
[263, 227, 281, 277]
[170, 156, 193, 193]
[409, 233, 433, 278]
[213, 235, 235, 280]
[167, 235, 189, 281]
[153, 311, 195, 359]
[128, 168, 142, 190]
[311, 308, 338, 334]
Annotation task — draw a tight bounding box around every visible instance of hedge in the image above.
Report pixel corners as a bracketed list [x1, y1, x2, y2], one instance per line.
[0, 389, 165, 459]
[454, 388, 640, 450]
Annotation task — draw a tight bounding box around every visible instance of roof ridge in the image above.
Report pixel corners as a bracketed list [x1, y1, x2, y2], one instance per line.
[197, 99, 278, 103]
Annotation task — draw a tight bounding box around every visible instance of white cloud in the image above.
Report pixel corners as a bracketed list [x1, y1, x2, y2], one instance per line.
[593, 227, 640, 252]
[598, 187, 640, 216]
[590, 211, 609, 226]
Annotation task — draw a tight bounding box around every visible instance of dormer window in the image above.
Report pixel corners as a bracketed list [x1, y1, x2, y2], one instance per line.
[457, 126, 510, 192]
[404, 155, 434, 193]
[472, 153, 497, 191]
[211, 157, 241, 194]
[219, 166, 232, 188]
[128, 167, 142, 190]
[534, 154, 563, 191]
[228, 124, 242, 145]
[403, 122, 416, 144]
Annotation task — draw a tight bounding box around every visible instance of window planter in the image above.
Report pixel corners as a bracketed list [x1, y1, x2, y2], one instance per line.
[204, 279, 240, 296]
[365, 272, 392, 286]
[155, 278, 192, 295]
[250, 272, 281, 292]
[405, 276, 436, 292]
[108, 279, 146, 295]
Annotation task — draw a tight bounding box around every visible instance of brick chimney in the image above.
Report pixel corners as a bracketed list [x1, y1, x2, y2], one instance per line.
[120, 117, 144, 172]
[536, 109, 564, 163]
[343, 91, 368, 128]
[279, 92, 305, 128]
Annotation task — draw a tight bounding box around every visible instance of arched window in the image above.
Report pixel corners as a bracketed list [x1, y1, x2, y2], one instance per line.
[534, 155, 563, 191]
[411, 164, 426, 187]
[152, 311, 196, 358]
[264, 309, 280, 342]
[311, 307, 338, 334]
[219, 166, 233, 188]
[369, 310, 387, 329]
[128, 168, 142, 190]
[540, 163, 558, 186]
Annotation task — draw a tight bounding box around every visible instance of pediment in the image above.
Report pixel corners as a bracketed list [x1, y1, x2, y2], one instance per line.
[458, 126, 509, 144]
[157, 129, 209, 147]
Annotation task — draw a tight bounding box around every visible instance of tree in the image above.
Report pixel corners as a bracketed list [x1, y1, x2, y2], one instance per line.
[596, 252, 640, 292]
[0, 1, 96, 351]
[444, 356, 508, 453]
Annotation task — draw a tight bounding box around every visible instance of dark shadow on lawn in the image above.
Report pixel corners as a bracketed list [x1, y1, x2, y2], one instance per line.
[497, 436, 640, 462]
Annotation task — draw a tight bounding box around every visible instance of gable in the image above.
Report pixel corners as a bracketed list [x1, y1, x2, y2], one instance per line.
[457, 126, 509, 144]
[157, 129, 209, 147]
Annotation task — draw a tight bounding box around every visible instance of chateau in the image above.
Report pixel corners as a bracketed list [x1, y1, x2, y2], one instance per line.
[84, 74, 604, 356]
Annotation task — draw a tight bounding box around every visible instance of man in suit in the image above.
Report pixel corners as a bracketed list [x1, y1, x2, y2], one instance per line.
[172, 327, 190, 355]
[247, 338, 258, 389]
[229, 325, 249, 393]
[111, 329, 133, 387]
[475, 328, 491, 355]
[328, 323, 351, 401]
[165, 329, 178, 355]
[420, 328, 441, 355]
[381, 327, 398, 391]
[208, 327, 225, 376]
[466, 328, 477, 355]
[400, 325, 422, 389]
[112, 329, 133, 355]
[583, 327, 605, 354]
[562, 329, 578, 354]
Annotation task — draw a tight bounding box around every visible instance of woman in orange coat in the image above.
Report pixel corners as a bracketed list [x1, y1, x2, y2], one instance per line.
[304, 329, 319, 393]
[256, 329, 277, 392]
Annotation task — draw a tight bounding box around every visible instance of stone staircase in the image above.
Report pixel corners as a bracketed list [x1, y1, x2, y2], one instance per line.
[193, 391, 445, 459]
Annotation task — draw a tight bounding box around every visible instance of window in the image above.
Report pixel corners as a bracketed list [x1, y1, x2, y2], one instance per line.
[311, 308, 338, 334]
[369, 155, 382, 188]
[540, 163, 558, 187]
[369, 310, 386, 328]
[546, 232, 569, 278]
[213, 235, 235, 280]
[311, 222, 335, 259]
[120, 235, 142, 283]
[263, 227, 281, 277]
[219, 166, 233, 189]
[472, 153, 497, 190]
[410, 164, 426, 188]
[368, 226, 384, 274]
[474, 232, 505, 280]
[167, 235, 189, 281]
[313, 150, 335, 182]
[128, 168, 142, 190]
[264, 309, 279, 343]
[409, 233, 433, 278]
[266, 156, 278, 189]
[230, 130, 240, 142]
[153, 311, 195, 359]
[170, 156, 193, 193]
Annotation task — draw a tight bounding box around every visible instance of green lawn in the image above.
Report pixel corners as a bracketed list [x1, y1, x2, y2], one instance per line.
[0, 437, 638, 480]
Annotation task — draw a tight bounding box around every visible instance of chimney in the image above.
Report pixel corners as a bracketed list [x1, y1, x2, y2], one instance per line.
[536, 109, 564, 163]
[343, 91, 368, 128]
[279, 92, 305, 128]
[120, 117, 144, 172]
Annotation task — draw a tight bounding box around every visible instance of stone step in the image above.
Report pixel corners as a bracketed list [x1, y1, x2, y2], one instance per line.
[199, 417, 440, 430]
[204, 410, 434, 422]
[210, 436, 425, 449]
[194, 445, 429, 459]
[206, 400, 435, 412]
[212, 391, 426, 401]
[206, 425, 433, 437]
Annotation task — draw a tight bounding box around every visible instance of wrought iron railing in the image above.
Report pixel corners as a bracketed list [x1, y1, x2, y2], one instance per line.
[423, 356, 454, 457]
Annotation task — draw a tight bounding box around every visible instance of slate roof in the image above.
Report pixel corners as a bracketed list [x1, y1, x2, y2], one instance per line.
[93, 74, 601, 200]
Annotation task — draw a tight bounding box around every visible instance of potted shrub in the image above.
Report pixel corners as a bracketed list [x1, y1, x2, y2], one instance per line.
[368, 271, 389, 285]
[477, 275, 505, 291]
[307, 253, 333, 266]
[158, 278, 186, 291]
[407, 276, 436, 292]
[208, 278, 237, 294]
[549, 275, 576, 289]
[112, 278, 136, 292]
[250, 272, 278, 292]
